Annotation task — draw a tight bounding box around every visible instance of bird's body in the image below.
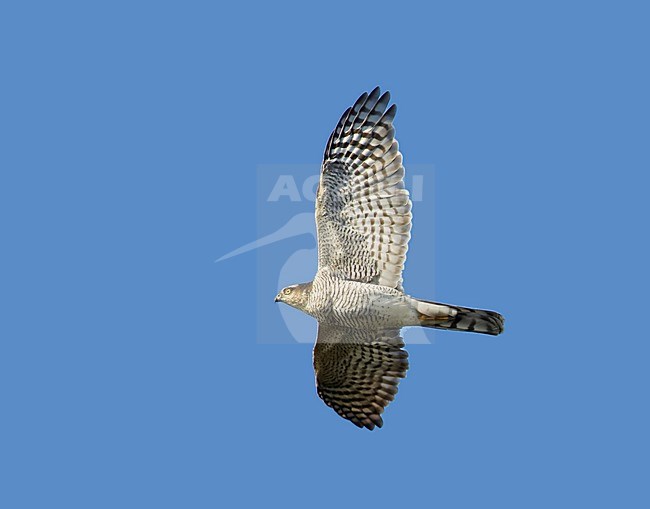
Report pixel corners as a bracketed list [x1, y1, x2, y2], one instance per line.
[306, 268, 413, 329]
[275, 87, 505, 429]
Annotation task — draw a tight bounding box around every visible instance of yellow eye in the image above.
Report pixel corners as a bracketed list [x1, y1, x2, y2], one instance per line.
[284, 288, 292, 295]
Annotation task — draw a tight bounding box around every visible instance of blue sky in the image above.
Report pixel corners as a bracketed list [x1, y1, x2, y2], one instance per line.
[1, 1, 649, 507]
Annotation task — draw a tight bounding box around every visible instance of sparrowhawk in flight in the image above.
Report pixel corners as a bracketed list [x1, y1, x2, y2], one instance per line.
[275, 87, 504, 429]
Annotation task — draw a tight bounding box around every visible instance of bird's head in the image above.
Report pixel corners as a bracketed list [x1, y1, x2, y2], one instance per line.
[274, 282, 312, 311]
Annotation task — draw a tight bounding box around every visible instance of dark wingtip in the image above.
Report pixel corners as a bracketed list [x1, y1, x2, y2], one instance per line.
[382, 103, 397, 124]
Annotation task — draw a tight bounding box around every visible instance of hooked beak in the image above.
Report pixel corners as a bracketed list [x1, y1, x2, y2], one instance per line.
[274, 294, 280, 303]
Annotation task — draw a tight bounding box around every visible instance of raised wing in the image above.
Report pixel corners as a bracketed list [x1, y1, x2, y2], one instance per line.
[313, 324, 409, 430]
[316, 87, 412, 290]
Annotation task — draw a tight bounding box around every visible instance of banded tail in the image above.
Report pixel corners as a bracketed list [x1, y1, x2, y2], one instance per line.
[415, 299, 504, 336]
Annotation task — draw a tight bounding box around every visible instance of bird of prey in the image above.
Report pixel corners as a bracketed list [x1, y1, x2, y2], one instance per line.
[275, 87, 504, 430]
